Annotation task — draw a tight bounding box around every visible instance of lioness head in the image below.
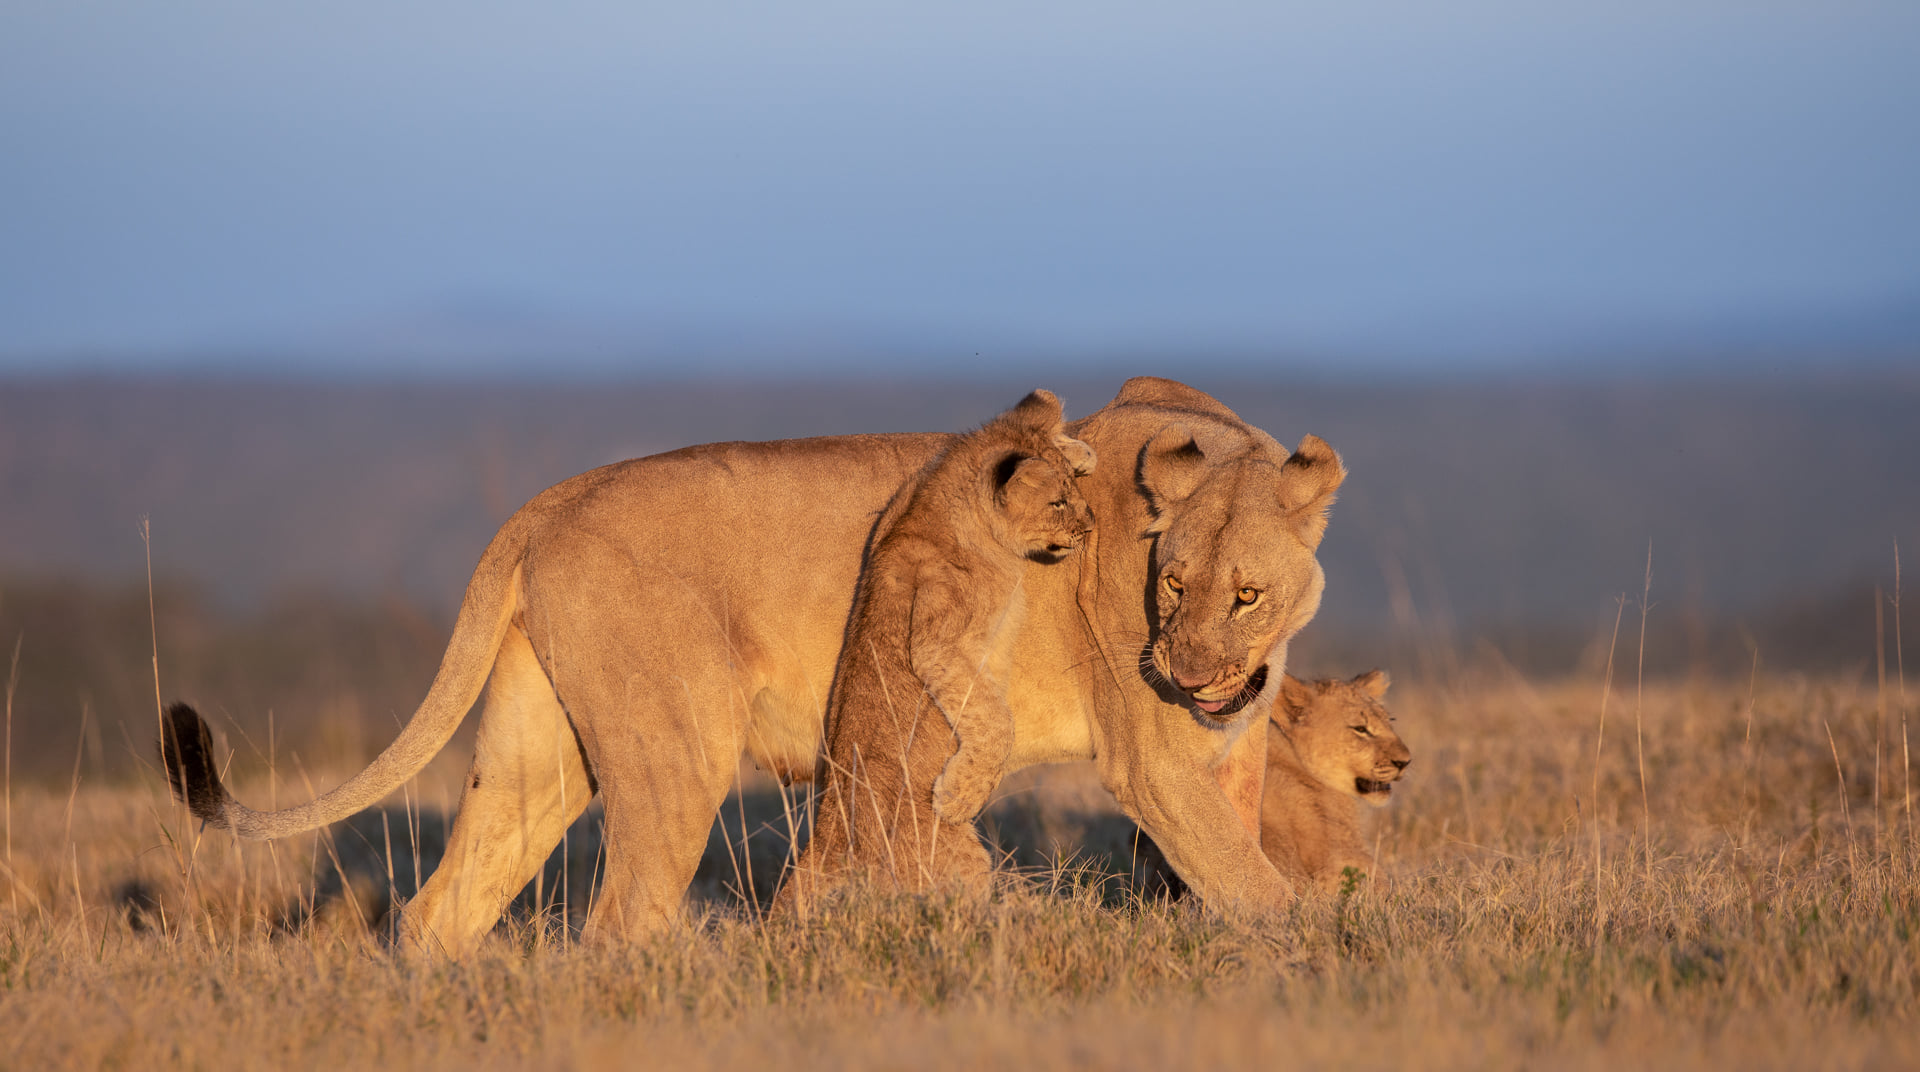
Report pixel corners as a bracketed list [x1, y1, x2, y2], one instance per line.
[987, 389, 1097, 562]
[1276, 670, 1411, 806]
[1139, 426, 1345, 722]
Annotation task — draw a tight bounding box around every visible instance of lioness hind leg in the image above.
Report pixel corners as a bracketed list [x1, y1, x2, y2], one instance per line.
[399, 627, 592, 957]
[583, 756, 739, 941]
[573, 668, 746, 944]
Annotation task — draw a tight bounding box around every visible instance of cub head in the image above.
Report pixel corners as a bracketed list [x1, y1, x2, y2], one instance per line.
[1140, 425, 1345, 722]
[986, 388, 1096, 562]
[1275, 670, 1411, 806]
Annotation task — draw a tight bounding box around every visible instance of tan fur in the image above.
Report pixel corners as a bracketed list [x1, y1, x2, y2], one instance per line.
[1139, 425, 1344, 721]
[779, 391, 1094, 912]
[160, 377, 1344, 956]
[1131, 669, 1411, 898]
[1262, 670, 1411, 890]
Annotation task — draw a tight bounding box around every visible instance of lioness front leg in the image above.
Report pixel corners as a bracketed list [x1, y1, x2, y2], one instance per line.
[1106, 713, 1297, 910]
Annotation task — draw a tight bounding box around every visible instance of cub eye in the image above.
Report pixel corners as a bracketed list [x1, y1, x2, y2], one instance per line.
[1350, 725, 1372, 737]
[1236, 587, 1261, 606]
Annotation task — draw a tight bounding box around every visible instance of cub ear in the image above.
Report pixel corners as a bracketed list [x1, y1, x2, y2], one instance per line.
[990, 453, 1049, 506]
[1053, 434, 1096, 477]
[1351, 669, 1391, 698]
[1277, 671, 1316, 724]
[991, 452, 1027, 499]
[1138, 423, 1208, 515]
[1011, 388, 1065, 426]
[1276, 434, 1345, 550]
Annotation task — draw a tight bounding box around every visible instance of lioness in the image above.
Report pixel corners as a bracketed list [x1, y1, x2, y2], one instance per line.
[779, 390, 1095, 913]
[162, 377, 1342, 955]
[1133, 670, 1412, 896]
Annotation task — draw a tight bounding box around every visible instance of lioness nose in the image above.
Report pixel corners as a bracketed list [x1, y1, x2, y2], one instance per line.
[1172, 669, 1212, 692]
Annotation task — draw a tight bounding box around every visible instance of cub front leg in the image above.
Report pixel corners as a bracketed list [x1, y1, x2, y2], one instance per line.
[911, 587, 1015, 825]
[926, 669, 1014, 825]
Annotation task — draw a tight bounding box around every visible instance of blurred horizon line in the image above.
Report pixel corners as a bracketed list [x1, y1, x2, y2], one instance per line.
[3, 345, 1916, 389]
[3, 287, 1918, 384]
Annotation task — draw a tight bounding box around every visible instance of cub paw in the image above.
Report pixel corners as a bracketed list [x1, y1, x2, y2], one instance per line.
[932, 768, 986, 825]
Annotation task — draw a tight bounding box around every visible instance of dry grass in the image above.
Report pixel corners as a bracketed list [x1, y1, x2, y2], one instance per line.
[1, 671, 1916, 1069]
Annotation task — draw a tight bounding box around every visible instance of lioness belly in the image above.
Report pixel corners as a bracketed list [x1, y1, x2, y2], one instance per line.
[1002, 567, 1097, 768]
[745, 684, 828, 784]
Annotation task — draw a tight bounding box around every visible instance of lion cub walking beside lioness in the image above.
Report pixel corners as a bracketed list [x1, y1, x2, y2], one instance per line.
[779, 389, 1095, 913]
[1136, 670, 1412, 896]
[1260, 670, 1411, 888]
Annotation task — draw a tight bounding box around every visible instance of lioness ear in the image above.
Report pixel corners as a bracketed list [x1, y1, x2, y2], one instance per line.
[1276, 434, 1345, 550]
[1054, 434, 1096, 477]
[1352, 669, 1390, 698]
[1278, 672, 1315, 723]
[1138, 423, 1208, 517]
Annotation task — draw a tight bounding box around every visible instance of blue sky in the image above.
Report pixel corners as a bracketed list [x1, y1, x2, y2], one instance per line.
[3, 1, 1917, 373]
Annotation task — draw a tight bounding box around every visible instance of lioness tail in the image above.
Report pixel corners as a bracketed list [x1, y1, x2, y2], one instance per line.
[159, 702, 231, 827]
[151, 517, 530, 840]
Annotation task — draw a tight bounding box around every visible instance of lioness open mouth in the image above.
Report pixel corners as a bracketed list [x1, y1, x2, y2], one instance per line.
[1355, 777, 1394, 796]
[1190, 665, 1269, 720]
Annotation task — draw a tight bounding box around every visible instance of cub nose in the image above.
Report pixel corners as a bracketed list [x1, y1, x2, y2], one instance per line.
[1391, 756, 1411, 772]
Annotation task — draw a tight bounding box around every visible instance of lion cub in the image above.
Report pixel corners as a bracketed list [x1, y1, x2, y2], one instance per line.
[1133, 670, 1411, 898]
[785, 389, 1095, 910]
[864, 387, 1097, 825]
[1261, 670, 1412, 890]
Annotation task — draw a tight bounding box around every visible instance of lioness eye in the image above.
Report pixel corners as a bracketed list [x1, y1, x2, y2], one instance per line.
[1236, 587, 1260, 605]
[1163, 576, 1183, 595]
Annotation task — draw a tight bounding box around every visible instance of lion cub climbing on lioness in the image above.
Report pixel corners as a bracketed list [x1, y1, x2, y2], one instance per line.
[783, 389, 1094, 911]
[871, 387, 1096, 825]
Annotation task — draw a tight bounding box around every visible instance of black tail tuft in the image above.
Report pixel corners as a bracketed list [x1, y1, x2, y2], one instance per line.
[159, 702, 228, 826]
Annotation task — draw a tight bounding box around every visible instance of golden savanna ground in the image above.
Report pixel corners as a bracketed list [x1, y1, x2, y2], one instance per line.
[2, 668, 1915, 1069]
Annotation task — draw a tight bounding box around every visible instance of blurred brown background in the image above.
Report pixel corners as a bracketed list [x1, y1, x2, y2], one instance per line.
[3, 370, 1915, 782]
